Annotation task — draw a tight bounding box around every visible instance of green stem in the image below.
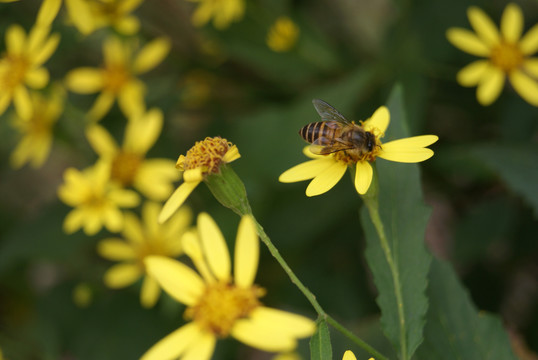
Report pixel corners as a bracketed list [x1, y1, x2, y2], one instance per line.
[363, 191, 407, 360]
[250, 216, 389, 360]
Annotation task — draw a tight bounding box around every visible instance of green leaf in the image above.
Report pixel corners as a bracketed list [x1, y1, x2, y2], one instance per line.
[415, 258, 518, 360]
[360, 84, 431, 360]
[310, 318, 333, 360]
[468, 143, 538, 217]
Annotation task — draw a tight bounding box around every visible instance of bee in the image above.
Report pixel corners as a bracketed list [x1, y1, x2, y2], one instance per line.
[300, 99, 376, 157]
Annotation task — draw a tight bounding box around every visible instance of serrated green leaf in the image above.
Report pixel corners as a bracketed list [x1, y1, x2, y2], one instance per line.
[415, 258, 518, 360]
[360, 84, 431, 360]
[468, 143, 538, 217]
[310, 318, 332, 360]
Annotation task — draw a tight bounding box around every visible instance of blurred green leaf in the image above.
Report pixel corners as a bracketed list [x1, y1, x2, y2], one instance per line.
[360, 85, 431, 359]
[415, 258, 518, 360]
[468, 143, 538, 217]
[310, 318, 333, 360]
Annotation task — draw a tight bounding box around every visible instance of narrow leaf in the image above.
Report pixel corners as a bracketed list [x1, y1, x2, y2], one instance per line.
[310, 318, 332, 360]
[415, 258, 518, 360]
[360, 85, 431, 359]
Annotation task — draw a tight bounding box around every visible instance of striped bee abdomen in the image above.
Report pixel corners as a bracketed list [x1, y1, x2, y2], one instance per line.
[299, 122, 337, 144]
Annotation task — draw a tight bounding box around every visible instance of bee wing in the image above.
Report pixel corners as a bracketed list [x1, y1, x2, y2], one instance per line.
[310, 137, 354, 155]
[312, 99, 351, 125]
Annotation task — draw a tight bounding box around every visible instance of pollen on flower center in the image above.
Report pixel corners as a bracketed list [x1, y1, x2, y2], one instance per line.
[177, 136, 232, 175]
[332, 142, 381, 164]
[1, 56, 30, 91]
[490, 41, 524, 72]
[104, 64, 130, 93]
[184, 282, 265, 337]
[111, 152, 142, 186]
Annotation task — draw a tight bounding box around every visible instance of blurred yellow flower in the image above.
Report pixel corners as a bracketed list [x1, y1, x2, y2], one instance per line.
[279, 105, 438, 196]
[65, 0, 144, 35]
[73, 282, 93, 308]
[158, 136, 240, 223]
[141, 213, 315, 360]
[65, 36, 170, 121]
[447, 3, 538, 106]
[342, 350, 374, 360]
[267, 17, 300, 52]
[0, 0, 61, 119]
[58, 160, 140, 235]
[10, 86, 64, 169]
[86, 108, 180, 201]
[188, 0, 244, 29]
[98, 201, 192, 308]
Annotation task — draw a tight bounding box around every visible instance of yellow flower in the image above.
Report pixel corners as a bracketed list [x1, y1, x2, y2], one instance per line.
[9, 86, 64, 169]
[58, 160, 140, 235]
[158, 136, 240, 223]
[65, 36, 170, 121]
[279, 105, 438, 196]
[267, 17, 300, 53]
[97, 201, 192, 308]
[65, 0, 144, 35]
[73, 282, 93, 308]
[0, 0, 61, 119]
[342, 350, 375, 360]
[141, 213, 315, 359]
[86, 108, 180, 201]
[188, 0, 244, 29]
[446, 3, 538, 106]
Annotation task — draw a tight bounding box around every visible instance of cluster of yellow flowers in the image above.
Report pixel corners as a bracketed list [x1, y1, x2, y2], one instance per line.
[1, 1, 535, 359]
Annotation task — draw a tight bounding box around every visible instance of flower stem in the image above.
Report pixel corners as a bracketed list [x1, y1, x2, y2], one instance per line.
[362, 175, 407, 360]
[250, 216, 388, 360]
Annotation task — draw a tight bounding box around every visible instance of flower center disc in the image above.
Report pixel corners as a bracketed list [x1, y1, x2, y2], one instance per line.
[104, 64, 130, 94]
[180, 137, 231, 175]
[111, 152, 141, 186]
[490, 41, 523, 72]
[1, 56, 30, 92]
[185, 282, 264, 337]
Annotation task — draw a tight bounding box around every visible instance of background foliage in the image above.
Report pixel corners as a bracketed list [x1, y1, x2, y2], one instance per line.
[0, 0, 537, 359]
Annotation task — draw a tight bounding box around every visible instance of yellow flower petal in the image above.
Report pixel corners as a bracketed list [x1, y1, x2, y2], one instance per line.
[222, 144, 241, 163]
[86, 124, 119, 157]
[279, 158, 334, 183]
[249, 306, 316, 337]
[6, 25, 25, 56]
[363, 105, 390, 134]
[181, 331, 216, 360]
[142, 201, 160, 238]
[232, 319, 296, 352]
[520, 24, 538, 55]
[104, 37, 127, 66]
[184, 167, 204, 182]
[158, 181, 200, 223]
[13, 86, 32, 120]
[378, 135, 439, 163]
[123, 108, 162, 154]
[509, 69, 538, 106]
[104, 207, 124, 232]
[140, 323, 205, 360]
[88, 92, 115, 122]
[0, 94, 11, 117]
[523, 58, 538, 77]
[33, 33, 60, 67]
[104, 263, 142, 288]
[305, 160, 347, 197]
[65, 68, 105, 93]
[343, 350, 357, 360]
[234, 215, 258, 288]
[65, 0, 95, 35]
[467, 6, 500, 47]
[114, 16, 140, 35]
[25, 68, 49, 89]
[476, 66, 505, 105]
[36, 0, 62, 27]
[145, 256, 205, 306]
[83, 213, 103, 235]
[198, 212, 231, 282]
[500, 3, 523, 43]
[456, 59, 489, 86]
[123, 211, 145, 244]
[140, 276, 161, 308]
[118, 80, 146, 118]
[354, 161, 373, 195]
[134, 159, 180, 201]
[446, 28, 491, 56]
[132, 38, 171, 74]
[108, 188, 140, 207]
[97, 238, 137, 260]
[63, 208, 85, 234]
